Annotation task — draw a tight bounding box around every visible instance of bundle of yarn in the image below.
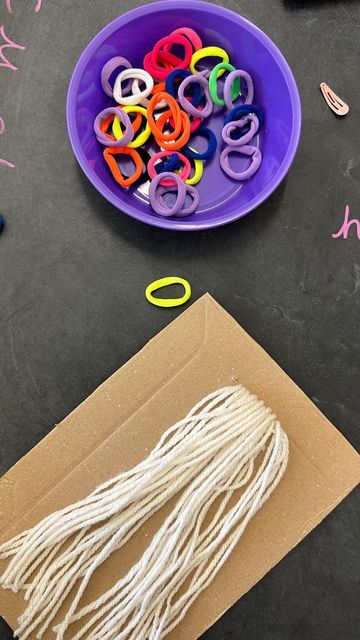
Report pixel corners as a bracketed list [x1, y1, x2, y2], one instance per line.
[0, 385, 288, 640]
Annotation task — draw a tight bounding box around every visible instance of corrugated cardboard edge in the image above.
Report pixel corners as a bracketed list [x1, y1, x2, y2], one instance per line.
[0, 294, 359, 639]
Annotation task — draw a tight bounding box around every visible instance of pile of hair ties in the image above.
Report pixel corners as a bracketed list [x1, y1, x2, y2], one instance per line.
[94, 28, 264, 218]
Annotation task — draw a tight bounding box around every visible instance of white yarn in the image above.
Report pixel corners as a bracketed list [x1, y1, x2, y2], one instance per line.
[0, 385, 288, 640]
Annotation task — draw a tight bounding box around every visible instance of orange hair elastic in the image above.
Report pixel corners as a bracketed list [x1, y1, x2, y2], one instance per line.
[103, 147, 143, 188]
[100, 109, 142, 142]
[147, 92, 183, 141]
[155, 109, 191, 151]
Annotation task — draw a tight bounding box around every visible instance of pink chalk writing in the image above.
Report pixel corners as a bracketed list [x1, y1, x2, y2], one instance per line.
[332, 205, 360, 240]
[6, 0, 42, 14]
[0, 115, 5, 134]
[0, 115, 16, 167]
[0, 25, 26, 71]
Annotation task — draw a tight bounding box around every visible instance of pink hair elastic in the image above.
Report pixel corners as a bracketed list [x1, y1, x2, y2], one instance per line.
[101, 57, 132, 97]
[222, 114, 260, 146]
[168, 28, 202, 52]
[144, 34, 193, 80]
[224, 70, 254, 110]
[94, 107, 134, 147]
[178, 74, 213, 119]
[148, 151, 191, 186]
[220, 145, 262, 180]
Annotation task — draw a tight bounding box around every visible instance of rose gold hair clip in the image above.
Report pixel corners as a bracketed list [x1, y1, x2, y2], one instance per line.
[320, 82, 349, 117]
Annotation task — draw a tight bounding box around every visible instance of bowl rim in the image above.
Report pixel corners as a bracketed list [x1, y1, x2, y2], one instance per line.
[66, 0, 302, 231]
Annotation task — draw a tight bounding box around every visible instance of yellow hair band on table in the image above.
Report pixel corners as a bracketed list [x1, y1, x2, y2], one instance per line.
[190, 46, 229, 76]
[145, 277, 192, 308]
[112, 105, 151, 148]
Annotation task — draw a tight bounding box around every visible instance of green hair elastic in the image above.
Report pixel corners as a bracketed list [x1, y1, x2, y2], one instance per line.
[209, 63, 241, 106]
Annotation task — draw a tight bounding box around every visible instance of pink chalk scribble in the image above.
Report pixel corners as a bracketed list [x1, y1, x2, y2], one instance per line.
[0, 25, 26, 71]
[6, 0, 42, 14]
[0, 116, 5, 134]
[0, 158, 16, 168]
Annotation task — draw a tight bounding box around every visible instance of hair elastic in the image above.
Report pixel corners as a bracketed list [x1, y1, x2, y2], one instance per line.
[190, 46, 229, 75]
[154, 183, 200, 216]
[94, 107, 134, 147]
[103, 147, 143, 187]
[101, 56, 132, 97]
[148, 92, 183, 141]
[178, 74, 213, 119]
[169, 27, 202, 51]
[112, 105, 151, 148]
[113, 68, 154, 105]
[224, 70, 254, 110]
[131, 78, 167, 109]
[224, 104, 264, 130]
[99, 108, 142, 143]
[157, 110, 191, 151]
[165, 69, 202, 106]
[148, 151, 191, 186]
[144, 34, 192, 80]
[184, 148, 204, 185]
[149, 172, 186, 216]
[145, 276, 192, 307]
[220, 145, 262, 180]
[183, 127, 217, 160]
[208, 62, 240, 106]
[155, 153, 182, 174]
[222, 114, 260, 146]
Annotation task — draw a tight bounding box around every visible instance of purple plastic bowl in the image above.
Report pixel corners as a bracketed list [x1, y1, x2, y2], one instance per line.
[66, 0, 301, 231]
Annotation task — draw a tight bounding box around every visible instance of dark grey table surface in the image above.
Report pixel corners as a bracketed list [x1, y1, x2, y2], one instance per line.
[0, 0, 359, 638]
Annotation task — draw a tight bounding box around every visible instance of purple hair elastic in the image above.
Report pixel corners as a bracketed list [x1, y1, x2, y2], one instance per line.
[178, 74, 213, 119]
[94, 107, 134, 147]
[156, 184, 199, 217]
[101, 57, 132, 97]
[220, 145, 262, 180]
[222, 114, 259, 146]
[224, 70, 254, 110]
[149, 172, 186, 217]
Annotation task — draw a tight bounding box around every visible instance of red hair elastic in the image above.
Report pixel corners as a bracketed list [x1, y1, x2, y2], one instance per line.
[144, 34, 193, 80]
[147, 150, 191, 186]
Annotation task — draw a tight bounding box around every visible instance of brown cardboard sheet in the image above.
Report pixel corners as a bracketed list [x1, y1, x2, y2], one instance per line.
[0, 294, 359, 639]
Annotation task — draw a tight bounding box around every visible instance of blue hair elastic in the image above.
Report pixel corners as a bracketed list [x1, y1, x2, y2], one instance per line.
[165, 69, 202, 107]
[155, 153, 182, 174]
[182, 127, 217, 161]
[224, 104, 264, 140]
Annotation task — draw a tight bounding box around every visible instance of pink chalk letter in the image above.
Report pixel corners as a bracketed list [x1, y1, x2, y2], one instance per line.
[0, 25, 26, 71]
[35, 0, 43, 12]
[6, 0, 13, 15]
[0, 158, 16, 168]
[332, 205, 360, 240]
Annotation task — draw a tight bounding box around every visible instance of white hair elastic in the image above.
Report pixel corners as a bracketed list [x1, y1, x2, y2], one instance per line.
[113, 68, 154, 105]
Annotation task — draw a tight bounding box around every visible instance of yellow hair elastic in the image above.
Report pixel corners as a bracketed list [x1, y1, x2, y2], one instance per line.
[112, 105, 151, 148]
[185, 148, 203, 185]
[190, 46, 229, 76]
[145, 277, 192, 308]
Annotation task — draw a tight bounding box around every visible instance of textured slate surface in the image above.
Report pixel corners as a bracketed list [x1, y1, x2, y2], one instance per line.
[0, 1, 359, 638]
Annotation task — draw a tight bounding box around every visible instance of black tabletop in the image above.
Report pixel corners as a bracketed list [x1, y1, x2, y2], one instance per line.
[0, 1, 359, 638]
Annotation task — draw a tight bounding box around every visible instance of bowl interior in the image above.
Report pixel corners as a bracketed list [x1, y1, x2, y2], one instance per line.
[67, 1, 300, 230]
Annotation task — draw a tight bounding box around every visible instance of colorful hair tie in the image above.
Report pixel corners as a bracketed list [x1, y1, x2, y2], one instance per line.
[94, 107, 134, 147]
[184, 149, 204, 185]
[135, 147, 152, 186]
[112, 105, 151, 148]
[182, 127, 217, 160]
[132, 78, 167, 109]
[101, 56, 132, 97]
[178, 74, 213, 119]
[148, 92, 183, 141]
[155, 153, 182, 174]
[103, 147, 143, 187]
[165, 69, 202, 106]
[169, 28, 202, 52]
[224, 104, 264, 130]
[144, 34, 192, 81]
[220, 145, 262, 180]
[154, 183, 200, 217]
[208, 63, 240, 106]
[149, 172, 187, 216]
[99, 108, 142, 143]
[224, 70, 254, 110]
[148, 151, 191, 186]
[155, 109, 191, 150]
[113, 68, 154, 105]
[145, 276, 192, 307]
[222, 114, 260, 146]
[190, 46, 229, 75]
